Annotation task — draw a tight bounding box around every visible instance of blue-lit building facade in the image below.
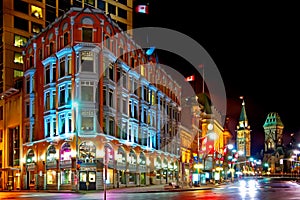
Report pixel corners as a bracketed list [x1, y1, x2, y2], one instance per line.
[21, 7, 181, 191]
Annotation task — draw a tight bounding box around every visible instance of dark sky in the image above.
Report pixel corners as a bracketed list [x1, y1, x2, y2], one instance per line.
[133, 1, 300, 156]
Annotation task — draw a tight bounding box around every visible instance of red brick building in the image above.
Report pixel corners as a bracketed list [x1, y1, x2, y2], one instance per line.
[22, 7, 181, 191]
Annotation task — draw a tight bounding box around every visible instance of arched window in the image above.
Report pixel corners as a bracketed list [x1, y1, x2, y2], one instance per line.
[47, 145, 57, 162]
[60, 142, 71, 161]
[79, 141, 96, 163]
[26, 149, 35, 163]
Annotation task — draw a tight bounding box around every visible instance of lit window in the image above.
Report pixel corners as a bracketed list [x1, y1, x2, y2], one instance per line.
[85, 0, 95, 6]
[14, 34, 28, 47]
[31, 5, 43, 19]
[14, 52, 23, 64]
[80, 51, 94, 72]
[140, 65, 145, 76]
[14, 70, 23, 78]
[32, 22, 43, 34]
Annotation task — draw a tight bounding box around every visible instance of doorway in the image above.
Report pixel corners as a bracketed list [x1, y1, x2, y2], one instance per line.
[79, 171, 96, 190]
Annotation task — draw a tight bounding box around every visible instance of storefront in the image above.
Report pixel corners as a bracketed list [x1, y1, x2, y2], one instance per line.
[138, 152, 146, 185]
[45, 145, 58, 190]
[24, 149, 37, 190]
[128, 149, 137, 186]
[59, 142, 72, 190]
[154, 156, 162, 184]
[116, 147, 127, 187]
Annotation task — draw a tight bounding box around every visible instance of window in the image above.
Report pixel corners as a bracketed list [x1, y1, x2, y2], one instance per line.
[0, 106, 3, 120]
[14, 34, 28, 47]
[26, 76, 30, 94]
[45, 65, 50, 84]
[53, 63, 57, 82]
[45, 118, 50, 137]
[59, 85, 66, 106]
[85, 0, 95, 6]
[61, 169, 71, 184]
[118, 7, 127, 19]
[108, 3, 116, 15]
[80, 51, 94, 72]
[0, 130, 2, 142]
[47, 170, 56, 184]
[45, 92, 50, 110]
[108, 88, 114, 107]
[82, 27, 93, 42]
[118, 0, 127, 5]
[108, 63, 114, 80]
[25, 102, 30, 118]
[59, 114, 66, 134]
[122, 98, 128, 114]
[122, 70, 127, 88]
[63, 32, 69, 46]
[81, 82, 94, 102]
[14, 52, 23, 64]
[49, 42, 54, 55]
[98, 0, 105, 9]
[14, 70, 23, 78]
[59, 57, 66, 78]
[108, 117, 115, 136]
[32, 22, 43, 34]
[67, 55, 72, 75]
[14, 0, 28, 14]
[31, 5, 43, 19]
[81, 116, 93, 131]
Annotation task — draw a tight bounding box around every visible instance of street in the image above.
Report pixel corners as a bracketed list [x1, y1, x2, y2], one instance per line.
[2, 177, 300, 200]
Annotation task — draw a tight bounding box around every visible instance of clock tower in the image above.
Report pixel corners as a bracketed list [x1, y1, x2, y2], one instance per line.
[236, 98, 251, 158]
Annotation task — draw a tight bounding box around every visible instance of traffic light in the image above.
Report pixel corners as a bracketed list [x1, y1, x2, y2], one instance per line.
[76, 164, 80, 170]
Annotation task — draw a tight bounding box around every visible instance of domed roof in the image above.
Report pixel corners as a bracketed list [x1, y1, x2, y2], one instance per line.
[263, 112, 284, 127]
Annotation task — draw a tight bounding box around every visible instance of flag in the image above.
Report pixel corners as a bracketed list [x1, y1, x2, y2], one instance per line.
[135, 5, 149, 14]
[206, 137, 214, 154]
[185, 75, 195, 82]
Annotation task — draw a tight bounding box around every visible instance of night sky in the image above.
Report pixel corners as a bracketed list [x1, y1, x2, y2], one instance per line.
[133, 1, 300, 156]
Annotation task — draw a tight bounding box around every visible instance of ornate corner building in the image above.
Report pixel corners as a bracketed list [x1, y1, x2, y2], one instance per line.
[21, 7, 181, 191]
[2, 2, 181, 190]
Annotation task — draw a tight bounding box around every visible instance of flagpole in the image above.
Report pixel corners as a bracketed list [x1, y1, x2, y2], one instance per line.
[202, 65, 205, 94]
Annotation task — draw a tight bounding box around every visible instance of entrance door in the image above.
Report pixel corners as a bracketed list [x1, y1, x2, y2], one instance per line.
[79, 171, 96, 190]
[87, 171, 96, 190]
[79, 171, 87, 190]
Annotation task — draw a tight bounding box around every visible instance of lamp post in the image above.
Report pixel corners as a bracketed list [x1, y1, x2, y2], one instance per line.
[101, 141, 110, 200]
[104, 147, 107, 200]
[72, 102, 79, 192]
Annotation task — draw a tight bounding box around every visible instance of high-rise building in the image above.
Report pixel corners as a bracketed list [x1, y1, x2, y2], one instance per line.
[0, 0, 133, 93]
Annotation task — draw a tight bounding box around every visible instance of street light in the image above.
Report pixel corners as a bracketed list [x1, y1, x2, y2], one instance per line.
[72, 101, 79, 192]
[100, 140, 110, 200]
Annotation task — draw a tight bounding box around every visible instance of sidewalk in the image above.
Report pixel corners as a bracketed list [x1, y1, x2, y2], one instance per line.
[1, 182, 230, 193]
[105, 183, 223, 193]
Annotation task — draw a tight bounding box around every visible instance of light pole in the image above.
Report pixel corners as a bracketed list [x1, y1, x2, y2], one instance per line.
[72, 102, 79, 192]
[104, 147, 107, 200]
[101, 141, 110, 200]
